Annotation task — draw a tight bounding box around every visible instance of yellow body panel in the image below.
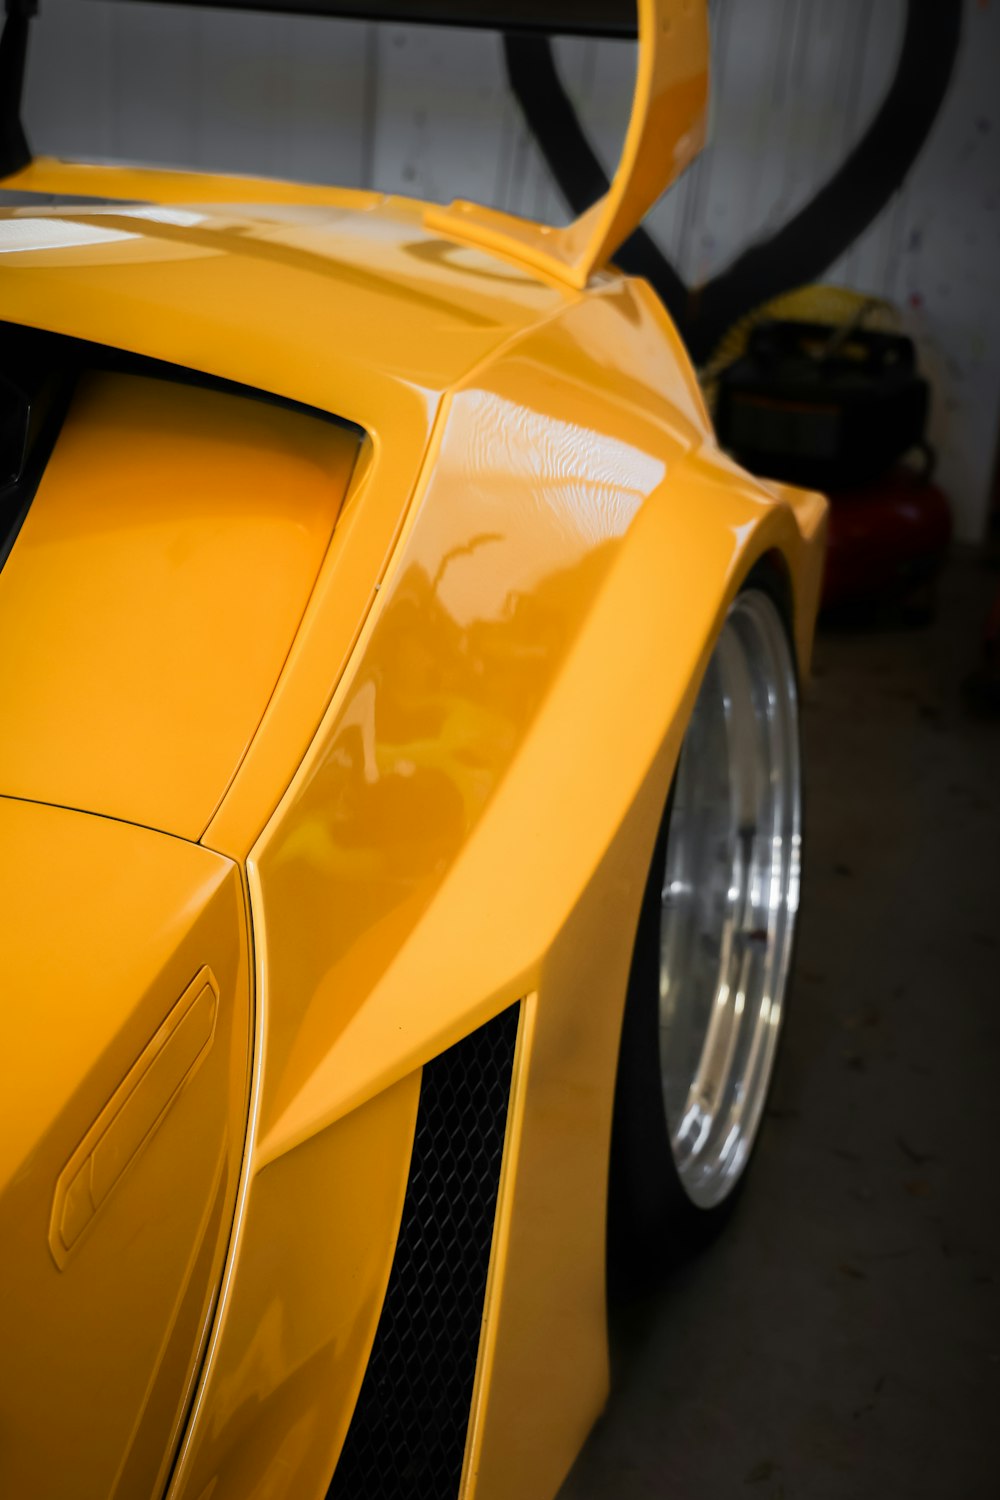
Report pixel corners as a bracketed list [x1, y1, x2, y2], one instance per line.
[0, 193, 576, 854]
[0, 18, 827, 1491]
[427, 0, 709, 287]
[169, 1071, 423, 1499]
[167, 288, 823, 1500]
[0, 371, 358, 837]
[3, 154, 385, 209]
[15, 0, 708, 292]
[0, 798, 251, 1500]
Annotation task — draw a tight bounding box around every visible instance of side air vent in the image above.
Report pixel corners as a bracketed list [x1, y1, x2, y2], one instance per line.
[0, 324, 77, 573]
[329, 1003, 521, 1500]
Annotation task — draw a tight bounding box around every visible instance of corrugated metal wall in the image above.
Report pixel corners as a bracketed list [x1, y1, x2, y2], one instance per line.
[22, 0, 1000, 539]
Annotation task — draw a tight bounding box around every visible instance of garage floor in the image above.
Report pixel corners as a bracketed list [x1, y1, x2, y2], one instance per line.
[559, 551, 1000, 1500]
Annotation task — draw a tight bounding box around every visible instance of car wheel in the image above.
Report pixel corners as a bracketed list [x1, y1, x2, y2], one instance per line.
[608, 575, 802, 1283]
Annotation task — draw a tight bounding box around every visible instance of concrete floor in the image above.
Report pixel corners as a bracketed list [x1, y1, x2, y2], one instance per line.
[559, 553, 1000, 1500]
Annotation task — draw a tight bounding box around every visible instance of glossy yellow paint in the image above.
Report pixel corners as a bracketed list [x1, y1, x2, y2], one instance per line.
[1, 154, 384, 209]
[0, 192, 576, 853]
[0, 371, 359, 838]
[0, 796, 251, 1500]
[167, 1071, 423, 1500]
[11, 0, 705, 295]
[0, 56, 827, 1499]
[50, 966, 221, 1269]
[166, 285, 824, 1500]
[12, 0, 707, 294]
[0, 197, 571, 394]
[427, 0, 709, 287]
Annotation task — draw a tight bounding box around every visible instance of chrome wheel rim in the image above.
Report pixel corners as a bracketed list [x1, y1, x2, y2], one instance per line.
[658, 589, 801, 1210]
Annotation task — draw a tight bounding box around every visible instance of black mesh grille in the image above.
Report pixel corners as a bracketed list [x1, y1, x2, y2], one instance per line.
[328, 1003, 521, 1500]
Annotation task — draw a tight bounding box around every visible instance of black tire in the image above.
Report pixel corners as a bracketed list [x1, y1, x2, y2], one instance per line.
[607, 567, 801, 1294]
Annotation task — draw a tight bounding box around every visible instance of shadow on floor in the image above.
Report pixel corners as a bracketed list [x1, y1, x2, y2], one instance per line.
[559, 550, 1000, 1500]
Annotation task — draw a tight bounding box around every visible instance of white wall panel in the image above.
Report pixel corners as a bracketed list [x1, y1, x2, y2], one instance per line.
[372, 25, 508, 208]
[26, 0, 371, 184]
[20, 0, 1000, 539]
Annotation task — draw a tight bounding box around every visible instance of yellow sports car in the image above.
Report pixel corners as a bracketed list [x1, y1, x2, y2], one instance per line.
[0, 2, 826, 1497]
